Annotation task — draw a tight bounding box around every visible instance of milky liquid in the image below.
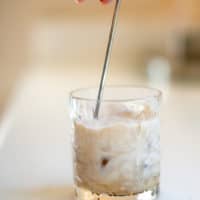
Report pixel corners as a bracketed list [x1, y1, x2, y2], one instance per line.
[72, 105, 160, 199]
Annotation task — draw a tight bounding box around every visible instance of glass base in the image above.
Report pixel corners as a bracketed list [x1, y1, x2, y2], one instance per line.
[75, 185, 159, 200]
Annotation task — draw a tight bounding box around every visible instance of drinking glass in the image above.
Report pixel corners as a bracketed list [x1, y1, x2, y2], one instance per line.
[70, 86, 162, 200]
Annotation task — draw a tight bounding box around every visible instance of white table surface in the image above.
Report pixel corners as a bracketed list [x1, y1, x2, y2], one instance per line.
[0, 68, 199, 200]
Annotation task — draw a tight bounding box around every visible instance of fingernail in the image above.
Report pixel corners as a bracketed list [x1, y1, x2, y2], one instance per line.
[100, 0, 112, 4]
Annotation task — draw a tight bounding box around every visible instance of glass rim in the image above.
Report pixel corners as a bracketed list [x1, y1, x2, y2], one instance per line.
[70, 85, 162, 103]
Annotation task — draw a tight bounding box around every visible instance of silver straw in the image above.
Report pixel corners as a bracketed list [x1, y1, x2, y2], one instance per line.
[94, 0, 121, 119]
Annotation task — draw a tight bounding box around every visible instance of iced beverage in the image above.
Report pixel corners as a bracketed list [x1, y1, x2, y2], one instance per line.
[70, 87, 161, 200]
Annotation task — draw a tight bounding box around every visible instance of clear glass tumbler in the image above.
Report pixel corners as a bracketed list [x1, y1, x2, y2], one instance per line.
[70, 86, 162, 200]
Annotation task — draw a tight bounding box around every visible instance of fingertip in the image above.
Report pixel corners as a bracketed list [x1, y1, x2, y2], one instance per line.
[75, 0, 85, 4]
[100, 0, 112, 4]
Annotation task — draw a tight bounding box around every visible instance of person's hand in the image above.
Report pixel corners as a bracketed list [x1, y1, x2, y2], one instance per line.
[76, 0, 112, 4]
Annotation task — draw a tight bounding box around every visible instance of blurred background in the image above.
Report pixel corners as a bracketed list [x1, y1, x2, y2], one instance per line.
[0, 1, 200, 199]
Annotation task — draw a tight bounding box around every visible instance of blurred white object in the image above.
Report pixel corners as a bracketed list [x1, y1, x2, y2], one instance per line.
[147, 57, 171, 100]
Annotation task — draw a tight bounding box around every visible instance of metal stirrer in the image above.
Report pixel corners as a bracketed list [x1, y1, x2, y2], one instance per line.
[94, 0, 121, 119]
